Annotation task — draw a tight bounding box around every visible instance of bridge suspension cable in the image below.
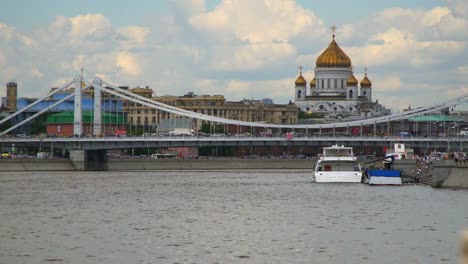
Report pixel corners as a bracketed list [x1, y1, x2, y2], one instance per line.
[0, 78, 79, 126]
[1, 93, 75, 135]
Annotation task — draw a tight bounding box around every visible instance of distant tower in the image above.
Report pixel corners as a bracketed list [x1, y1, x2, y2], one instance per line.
[347, 69, 358, 100]
[6, 82, 17, 112]
[360, 67, 372, 102]
[294, 66, 307, 102]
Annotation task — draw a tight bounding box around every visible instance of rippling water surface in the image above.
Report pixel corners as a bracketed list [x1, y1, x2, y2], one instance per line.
[1, 170, 467, 264]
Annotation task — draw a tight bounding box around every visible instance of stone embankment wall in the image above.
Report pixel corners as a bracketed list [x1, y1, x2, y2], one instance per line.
[0, 159, 76, 171]
[432, 160, 468, 189]
[107, 159, 314, 170]
[0, 158, 315, 171]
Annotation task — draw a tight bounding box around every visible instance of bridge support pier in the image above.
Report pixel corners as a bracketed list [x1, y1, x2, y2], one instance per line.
[70, 150, 108, 171]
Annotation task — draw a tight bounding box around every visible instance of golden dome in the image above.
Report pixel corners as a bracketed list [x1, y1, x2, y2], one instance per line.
[360, 74, 372, 88]
[295, 73, 307, 86]
[347, 74, 358, 86]
[316, 38, 352, 68]
[310, 77, 316, 88]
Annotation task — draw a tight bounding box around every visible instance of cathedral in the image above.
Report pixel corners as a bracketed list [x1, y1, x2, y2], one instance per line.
[294, 26, 390, 119]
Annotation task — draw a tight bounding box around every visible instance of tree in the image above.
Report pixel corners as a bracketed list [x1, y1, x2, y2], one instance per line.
[298, 110, 324, 119]
[200, 123, 224, 134]
[0, 117, 12, 134]
[30, 114, 48, 135]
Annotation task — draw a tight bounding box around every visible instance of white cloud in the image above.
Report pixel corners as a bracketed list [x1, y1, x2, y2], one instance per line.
[369, 76, 402, 93]
[190, 0, 319, 43]
[69, 14, 113, 40]
[31, 68, 43, 79]
[346, 27, 465, 67]
[117, 26, 150, 45]
[446, 0, 468, 18]
[210, 42, 296, 71]
[447, 86, 468, 98]
[0, 1, 467, 113]
[194, 77, 295, 103]
[457, 66, 468, 74]
[0, 23, 14, 41]
[116, 52, 142, 76]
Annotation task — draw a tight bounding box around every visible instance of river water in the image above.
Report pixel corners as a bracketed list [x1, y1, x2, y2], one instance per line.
[0, 170, 467, 264]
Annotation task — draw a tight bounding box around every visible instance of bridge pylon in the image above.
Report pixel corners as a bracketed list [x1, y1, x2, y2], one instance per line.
[73, 75, 83, 136]
[93, 78, 102, 136]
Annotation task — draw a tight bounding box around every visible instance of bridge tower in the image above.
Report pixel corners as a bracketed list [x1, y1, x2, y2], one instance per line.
[73, 73, 83, 136]
[92, 78, 102, 135]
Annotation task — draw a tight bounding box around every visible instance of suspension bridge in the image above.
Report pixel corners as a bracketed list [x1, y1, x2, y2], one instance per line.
[1, 75, 467, 169]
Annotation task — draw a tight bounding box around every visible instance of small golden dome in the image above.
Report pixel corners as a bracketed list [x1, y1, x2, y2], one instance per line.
[316, 38, 352, 68]
[295, 73, 307, 86]
[310, 77, 316, 88]
[360, 74, 372, 88]
[347, 74, 358, 86]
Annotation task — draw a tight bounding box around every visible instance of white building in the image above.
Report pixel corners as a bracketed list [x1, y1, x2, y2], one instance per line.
[294, 29, 390, 119]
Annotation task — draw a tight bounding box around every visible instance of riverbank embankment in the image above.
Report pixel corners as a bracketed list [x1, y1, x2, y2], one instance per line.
[0, 158, 315, 171]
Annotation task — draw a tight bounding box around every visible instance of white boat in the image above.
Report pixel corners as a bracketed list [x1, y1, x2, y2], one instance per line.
[313, 145, 362, 183]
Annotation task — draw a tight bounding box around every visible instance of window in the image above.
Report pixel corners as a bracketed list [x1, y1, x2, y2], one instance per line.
[321, 79, 324, 89]
[319, 105, 324, 110]
[349, 90, 353, 98]
[297, 90, 302, 98]
[334, 79, 337, 88]
[363, 91, 367, 96]
[306, 107, 310, 111]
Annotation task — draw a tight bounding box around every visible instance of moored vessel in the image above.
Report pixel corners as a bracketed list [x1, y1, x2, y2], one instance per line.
[313, 145, 362, 183]
[365, 154, 402, 186]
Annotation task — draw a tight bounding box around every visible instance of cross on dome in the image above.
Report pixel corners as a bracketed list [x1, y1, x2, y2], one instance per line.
[299, 65, 303, 74]
[364, 66, 368, 76]
[331, 24, 337, 39]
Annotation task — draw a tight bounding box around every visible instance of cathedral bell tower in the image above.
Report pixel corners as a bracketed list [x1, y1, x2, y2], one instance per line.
[360, 67, 372, 102]
[294, 66, 307, 101]
[347, 69, 358, 100]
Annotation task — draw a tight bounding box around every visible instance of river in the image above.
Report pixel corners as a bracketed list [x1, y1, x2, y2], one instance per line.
[1, 170, 467, 264]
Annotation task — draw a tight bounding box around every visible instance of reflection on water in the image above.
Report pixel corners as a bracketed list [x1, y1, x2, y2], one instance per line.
[1, 170, 467, 264]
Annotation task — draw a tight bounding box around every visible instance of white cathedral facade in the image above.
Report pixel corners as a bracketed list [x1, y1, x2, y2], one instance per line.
[294, 29, 390, 119]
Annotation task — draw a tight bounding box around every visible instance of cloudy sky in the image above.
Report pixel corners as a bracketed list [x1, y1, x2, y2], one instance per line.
[1, 0, 467, 112]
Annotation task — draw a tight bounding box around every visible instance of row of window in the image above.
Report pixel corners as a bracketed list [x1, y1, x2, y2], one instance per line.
[305, 105, 355, 112]
[6, 89, 17, 96]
